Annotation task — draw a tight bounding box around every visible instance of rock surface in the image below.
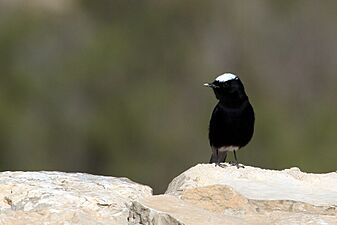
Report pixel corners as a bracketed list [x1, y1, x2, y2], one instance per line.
[129, 164, 337, 225]
[1, 165, 336, 225]
[129, 186, 337, 225]
[0, 171, 152, 225]
[166, 164, 337, 206]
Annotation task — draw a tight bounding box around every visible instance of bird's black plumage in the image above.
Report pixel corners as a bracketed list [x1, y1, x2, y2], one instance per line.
[204, 73, 255, 167]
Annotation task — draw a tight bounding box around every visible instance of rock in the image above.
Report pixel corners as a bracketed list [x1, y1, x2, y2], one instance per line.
[0, 171, 152, 225]
[128, 194, 244, 225]
[129, 185, 336, 225]
[1, 165, 337, 225]
[128, 164, 337, 225]
[166, 164, 337, 206]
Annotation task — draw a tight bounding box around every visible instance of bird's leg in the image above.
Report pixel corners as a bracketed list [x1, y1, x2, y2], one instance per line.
[230, 151, 244, 168]
[215, 149, 221, 167]
[209, 147, 218, 165]
[210, 147, 227, 167]
[210, 148, 218, 165]
[216, 152, 227, 168]
[216, 149, 220, 167]
[216, 150, 227, 168]
[223, 153, 227, 163]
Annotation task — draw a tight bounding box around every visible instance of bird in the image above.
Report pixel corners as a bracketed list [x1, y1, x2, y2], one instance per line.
[204, 73, 255, 168]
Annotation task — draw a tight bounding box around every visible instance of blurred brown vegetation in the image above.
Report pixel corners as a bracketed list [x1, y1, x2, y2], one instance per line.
[0, 0, 336, 193]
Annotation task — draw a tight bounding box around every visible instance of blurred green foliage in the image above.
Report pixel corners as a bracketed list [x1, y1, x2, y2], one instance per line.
[0, 0, 336, 193]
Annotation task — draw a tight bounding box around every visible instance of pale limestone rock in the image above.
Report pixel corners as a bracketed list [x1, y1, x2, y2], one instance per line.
[128, 194, 245, 225]
[165, 163, 337, 206]
[0, 171, 152, 225]
[128, 164, 337, 225]
[1, 165, 336, 225]
[129, 184, 336, 225]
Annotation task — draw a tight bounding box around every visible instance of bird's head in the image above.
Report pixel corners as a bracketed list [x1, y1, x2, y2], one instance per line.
[204, 73, 247, 102]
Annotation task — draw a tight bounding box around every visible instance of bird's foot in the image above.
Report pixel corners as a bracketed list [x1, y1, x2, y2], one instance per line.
[215, 163, 227, 168]
[229, 161, 245, 169]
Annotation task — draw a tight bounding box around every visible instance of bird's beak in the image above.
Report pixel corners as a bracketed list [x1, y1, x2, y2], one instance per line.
[204, 83, 218, 88]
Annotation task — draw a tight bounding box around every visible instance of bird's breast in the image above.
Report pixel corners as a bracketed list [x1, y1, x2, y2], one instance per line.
[209, 101, 254, 148]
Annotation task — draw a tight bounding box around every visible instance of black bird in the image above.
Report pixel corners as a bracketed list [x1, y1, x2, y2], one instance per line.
[204, 73, 255, 168]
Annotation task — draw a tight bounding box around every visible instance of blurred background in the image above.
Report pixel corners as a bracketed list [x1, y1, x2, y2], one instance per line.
[0, 0, 336, 193]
